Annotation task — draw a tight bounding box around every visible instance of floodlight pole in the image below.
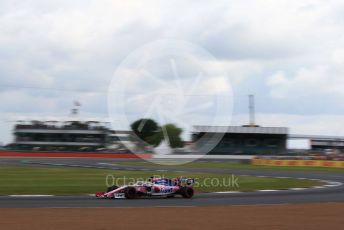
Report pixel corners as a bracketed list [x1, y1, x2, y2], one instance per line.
[249, 94, 255, 126]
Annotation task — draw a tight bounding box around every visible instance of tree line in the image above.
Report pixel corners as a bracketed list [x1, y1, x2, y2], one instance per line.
[130, 119, 184, 148]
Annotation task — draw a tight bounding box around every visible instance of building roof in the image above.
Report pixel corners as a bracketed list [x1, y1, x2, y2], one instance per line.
[289, 134, 344, 141]
[193, 125, 289, 135]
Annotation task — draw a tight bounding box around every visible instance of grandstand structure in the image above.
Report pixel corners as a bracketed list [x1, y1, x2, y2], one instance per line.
[289, 134, 344, 153]
[190, 95, 344, 155]
[192, 125, 288, 155]
[11, 120, 111, 152]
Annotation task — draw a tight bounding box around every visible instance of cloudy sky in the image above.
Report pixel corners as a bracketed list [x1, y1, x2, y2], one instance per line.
[1, 0, 344, 144]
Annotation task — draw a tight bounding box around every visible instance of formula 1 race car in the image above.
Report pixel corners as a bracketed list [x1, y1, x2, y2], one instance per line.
[95, 177, 195, 199]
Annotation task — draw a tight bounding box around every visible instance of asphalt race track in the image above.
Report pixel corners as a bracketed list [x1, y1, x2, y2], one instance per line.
[0, 157, 344, 208]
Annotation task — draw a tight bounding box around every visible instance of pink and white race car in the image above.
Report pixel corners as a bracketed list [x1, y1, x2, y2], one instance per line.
[95, 177, 195, 199]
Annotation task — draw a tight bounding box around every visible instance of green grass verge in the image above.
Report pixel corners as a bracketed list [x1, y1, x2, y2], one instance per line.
[116, 161, 344, 173]
[0, 166, 323, 195]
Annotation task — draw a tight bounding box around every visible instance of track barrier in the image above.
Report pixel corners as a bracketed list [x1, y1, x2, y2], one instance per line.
[0, 151, 152, 159]
[251, 158, 344, 168]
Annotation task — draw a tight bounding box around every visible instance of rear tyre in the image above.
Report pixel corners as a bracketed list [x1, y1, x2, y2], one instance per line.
[124, 187, 137, 199]
[106, 185, 119, 192]
[180, 187, 194, 198]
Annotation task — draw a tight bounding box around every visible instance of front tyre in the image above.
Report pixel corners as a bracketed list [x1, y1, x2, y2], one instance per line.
[180, 187, 194, 198]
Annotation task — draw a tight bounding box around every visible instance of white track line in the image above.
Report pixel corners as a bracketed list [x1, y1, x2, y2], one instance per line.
[324, 184, 340, 187]
[289, 188, 307, 191]
[257, 190, 280, 192]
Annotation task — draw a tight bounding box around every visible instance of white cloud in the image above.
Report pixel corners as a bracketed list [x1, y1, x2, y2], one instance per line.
[267, 60, 344, 98]
[332, 49, 344, 65]
[199, 59, 263, 84]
